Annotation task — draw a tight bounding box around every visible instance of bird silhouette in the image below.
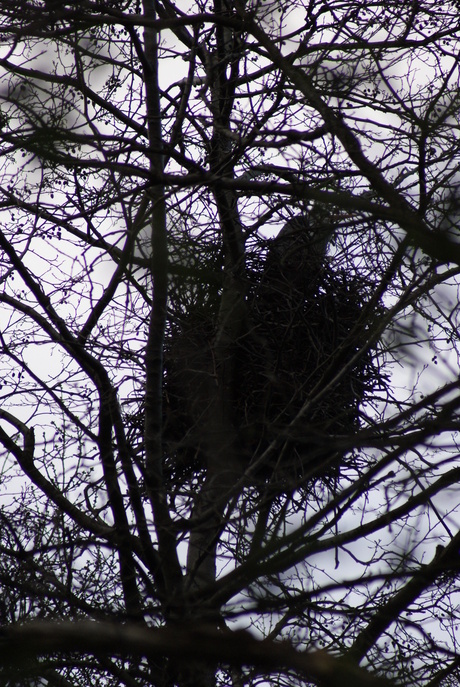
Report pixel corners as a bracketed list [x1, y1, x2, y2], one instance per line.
[263, 207, 337, 296]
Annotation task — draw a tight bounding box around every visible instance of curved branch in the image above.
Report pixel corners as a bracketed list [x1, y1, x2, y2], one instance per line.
[0, 620, 397, 687]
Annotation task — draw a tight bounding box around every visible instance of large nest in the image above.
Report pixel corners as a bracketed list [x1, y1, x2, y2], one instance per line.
[161, 223, 385, 491]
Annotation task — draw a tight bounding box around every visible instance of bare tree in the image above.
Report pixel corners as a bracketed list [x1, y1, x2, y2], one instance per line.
[1, 1, 460, 686]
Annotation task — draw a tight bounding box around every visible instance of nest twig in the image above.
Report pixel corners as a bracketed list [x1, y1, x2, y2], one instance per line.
[159, 237, 385, 491]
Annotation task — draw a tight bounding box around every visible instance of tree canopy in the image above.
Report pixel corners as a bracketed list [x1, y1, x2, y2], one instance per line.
[1, 1, 460, 686]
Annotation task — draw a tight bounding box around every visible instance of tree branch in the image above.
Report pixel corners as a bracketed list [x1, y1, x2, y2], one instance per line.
[0, 621, 398, 687]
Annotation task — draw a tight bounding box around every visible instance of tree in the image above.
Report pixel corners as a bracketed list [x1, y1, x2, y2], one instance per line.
[0, 0, 460, 685]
